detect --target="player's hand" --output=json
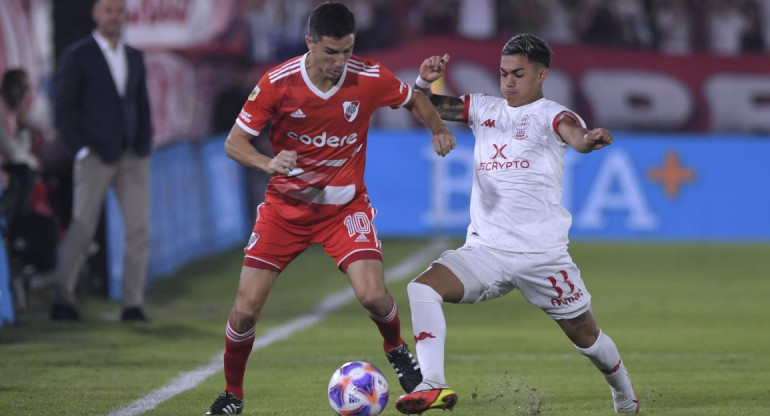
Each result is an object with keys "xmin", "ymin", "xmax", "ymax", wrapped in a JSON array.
[
  {"xmin": 419, "ymin": 54, "xmax": 450, "ymax": 83},
  {"xmin": 266, "ymin": 150, "xmax": 297, "ymax": 175},
  {"xmin": 583, "ymin": 128, "xmax": 613, "ymax": 150},
  {"xmin": 432, "ymin": 126, "xmax": 456, "ymax": 157}
]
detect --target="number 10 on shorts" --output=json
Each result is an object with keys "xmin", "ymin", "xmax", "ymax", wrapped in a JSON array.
[{"xmin": 343, "ymin": 212, "xmax": 372, "ymax": 236}]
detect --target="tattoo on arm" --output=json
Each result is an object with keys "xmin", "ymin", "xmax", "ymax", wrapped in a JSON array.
[{"xmin": 429, "ymin": 94, "xmax": 465, "ymax": 122}]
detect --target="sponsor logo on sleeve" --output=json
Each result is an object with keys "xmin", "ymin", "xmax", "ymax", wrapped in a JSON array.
[
  {"xmin": 239, "ymin": 109, "xmax": 252, "ymax": 122},
  {"xmin": 248, "ymin": 86, "xmax": 260, "ymax": 101},
  {"xmin": 247, "ymin": 232, "xmax": 260, "ymax": 249}
]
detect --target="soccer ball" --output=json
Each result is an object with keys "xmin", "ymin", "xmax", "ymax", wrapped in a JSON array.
[{"xmin": 327, "ymin": 361, "xmax": 389, "ymax": 416}]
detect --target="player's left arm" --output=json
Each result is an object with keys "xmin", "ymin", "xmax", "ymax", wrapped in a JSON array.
[
  {"xmin": 557, "ymin": 116, "xmax": 613, "ymax": 153},
  {"xmin": 405, "ymin": 90, "xmax": 456, "ymax": 157},
  {"xmin": 412, "ymin": 54, "xmax": 466, "ymax": 122}
]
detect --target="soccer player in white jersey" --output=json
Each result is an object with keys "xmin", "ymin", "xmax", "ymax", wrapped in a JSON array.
[
  {"xmin": 395, "ymin": 33, "xmax": 640, "ymax": 414},
  {"xmin": 204, "ymin": 3, "xmax": 455, "ymax": 415}
]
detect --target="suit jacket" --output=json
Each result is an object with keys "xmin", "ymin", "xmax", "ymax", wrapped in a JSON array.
[{"xmin": 54, "ymin": 35, "xmax": 152, "ymax": 164}]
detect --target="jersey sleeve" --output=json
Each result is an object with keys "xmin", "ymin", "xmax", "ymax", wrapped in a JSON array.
[
  {"xmin": 375, "ymin": 64, "xmax": 412, "ymax": 109},
  {"xmin": 236, "ymin": 74, "xmax": 276, "ymax": 136},
  {"xmin": 549, "ymin": 104, "xmax": 587, "ymax": 146},
  {"xmin": 464, "ymin": 93, "xmax": 495, "ymax": 127}
]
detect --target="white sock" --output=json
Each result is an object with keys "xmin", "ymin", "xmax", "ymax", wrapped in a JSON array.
[
  {"xmin": 575, "ymin": 330, "xmax": 634, "ymax": 395},
  {"xmin": 407, "ymin": 281, "xmax": 447, "ymax": 385}
]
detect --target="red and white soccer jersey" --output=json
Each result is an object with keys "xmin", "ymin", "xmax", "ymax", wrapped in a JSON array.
[
  {"xmin": 459, "ymin": 95, "xmax": 586, "ymax": 252},
  {"xmin": 237, "ymin": 53, "xmax": 412, "ymax": 223}
]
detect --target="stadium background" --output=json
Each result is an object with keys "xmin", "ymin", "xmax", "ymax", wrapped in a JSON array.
[
  {"xmin": 0, "ymin": 0, "xmax": 768, "ymax": 331},
  {"xmin": 1, "ymin": 1, "xmax": 769, "ymax": 415}
]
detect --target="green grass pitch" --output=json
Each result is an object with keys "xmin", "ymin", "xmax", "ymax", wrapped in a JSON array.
[{"xmin": 1, "ymin": 239, "xmax": 768, "ymax": 415}]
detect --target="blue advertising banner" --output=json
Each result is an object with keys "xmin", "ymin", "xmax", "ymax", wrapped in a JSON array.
[
  {"xmin": 99, "ymin": 130, "xmax": 768, "ymax": 304},
  {"xmin": 365, "ymin": 130, "xmax": 770, "ymax": 242},
  {"xmin": 201, "ymin": 137, "xmax": 250, "ymax": 252},
  {"xmin": 0, "ymin": 241, "xmax": 13, "ymax": 326}
]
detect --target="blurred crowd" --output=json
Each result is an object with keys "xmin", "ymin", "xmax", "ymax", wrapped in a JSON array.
[{"xmin": 239, "ymin": 0, "xmax": 770, "ymax": 64}]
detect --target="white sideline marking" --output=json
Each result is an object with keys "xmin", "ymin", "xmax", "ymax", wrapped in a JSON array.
[{"xmin": 104, "ymin": 238, "xmax": 449, "ymax": 416}]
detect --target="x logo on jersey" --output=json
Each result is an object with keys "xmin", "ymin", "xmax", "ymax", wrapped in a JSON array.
[{"xmin": 492, "ymin": 144, "xmax": 508, "ymax": 159}]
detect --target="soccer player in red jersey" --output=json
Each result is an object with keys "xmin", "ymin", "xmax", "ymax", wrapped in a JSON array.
[{"xmin": 205, "ymin": 3, "xmax": 455, "ymax": 415}]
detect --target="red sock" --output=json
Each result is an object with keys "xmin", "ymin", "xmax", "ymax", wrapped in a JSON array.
[
  {"xmin": 369, "ymin": 299, "xmax": 404, "ymax": 352},
  {"xmin": 224, "ymin": 322, "xmax": 256, "ymax": 400}
]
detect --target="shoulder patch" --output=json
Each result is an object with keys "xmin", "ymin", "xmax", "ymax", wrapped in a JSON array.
[{"xmin": 248, "ymin": 86, "xmax": 260, "ymax": 101}]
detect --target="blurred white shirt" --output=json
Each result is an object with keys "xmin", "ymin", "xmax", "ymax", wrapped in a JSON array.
[
  {"xmin": 655, "ymin": 0, "xmax": 692, "ymax": 54},
  {"xmin": 458, "ymin": 0, "xmax": 495, "ymax": 39},
  {"xmin": 708, "ymin": 5, "xmax": 746, "ymax": 55},
  {"xmin": 93, "ymin": 30, "xmax": 128, "ymax": 97}
]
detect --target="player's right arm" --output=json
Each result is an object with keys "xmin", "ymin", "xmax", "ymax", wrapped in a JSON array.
[
  {"xmin": 224, "ymin": 124, "xmax": 296, "ymax": 175},
  {"xmin": 227, "ymin": 74, "xmax": 296, "ymax": 175},
  {"xmin": 53, "ymin": 46, "xmax": 85, "ymax": 155},
  {"xmin": 413, "ymin": 54, "xmax": 466, "ymax": 122}
]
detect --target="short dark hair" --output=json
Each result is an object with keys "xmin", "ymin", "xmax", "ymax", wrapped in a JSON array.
[
  {"xmin": 501, "ymin": 33, "xmax": 552, "ymax": 68},
  {"xmin": 307, "ymin": 2, "xmax": 355, "ymax": 42}
]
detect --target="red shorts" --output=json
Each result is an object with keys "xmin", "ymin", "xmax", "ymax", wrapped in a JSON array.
[{"xmin": 243, "ymin": 194, "xmax": 382, "ymax": 272}]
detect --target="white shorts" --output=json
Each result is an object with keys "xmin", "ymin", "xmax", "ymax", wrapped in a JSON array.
[{"xmin": 433, "ymin": 244, "xmax": 591, "ymax": 320}]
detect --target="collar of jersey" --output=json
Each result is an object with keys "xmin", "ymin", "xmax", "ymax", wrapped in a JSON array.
[
  {"xmin": 506, "ymin": 97, "xmax": 546, "ymax": 111},
  {"xmin": 300, "ymin": 52, "xmax": 347, "ymax": 100}
]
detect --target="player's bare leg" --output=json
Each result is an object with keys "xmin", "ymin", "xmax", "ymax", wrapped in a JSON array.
[
  {"xmin": 556, "ymin": 310, "xmax": 640, "ymax": 413},
  {"xmin": 347, "ymin": 259, "xmax": 422, "ymax": 393},
  {"xmin": 396, "ymin": 264, "xmax": 461, "ymax": 414},
  {"xmin": 206, "ymin": 267, "xmax": 278, "ymax": 415},
  {"xmin": 346, "ymin": 259, "xmax": 393, "ymax": 318}
]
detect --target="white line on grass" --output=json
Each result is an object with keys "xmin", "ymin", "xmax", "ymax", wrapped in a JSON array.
[{"xmin": 105, "ymin": 238, "xmax": 449, "ymax": 416}]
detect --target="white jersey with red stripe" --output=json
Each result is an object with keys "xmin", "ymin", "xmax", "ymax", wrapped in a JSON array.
[
  {"xmin": 237, "ymin": 53, "xmax": 412, "ymax": 223},
  {"xmin": 461, "ymin": 94, "xmax": 586, "ymax": 252}
]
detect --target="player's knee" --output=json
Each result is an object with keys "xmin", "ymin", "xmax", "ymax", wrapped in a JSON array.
[
  {"xmin": 231, "ymin": 298, "xmax": 263, "ymax": 326},
  {"xmin": 574, "ymin": 328, "xmax": 600, "ymax": 349},
  {"xmin": 407, "ymin": 281, "xmax": 443, "ymax": 304},
  {"xmin": 228, "ymin": 309, "xmax": 257, "ymax": 332},
  {"xmin": 356, "ymin": 290, "xmax": 389, "ymax": 313},
  {"xmin": 560, "ymin": 311, "xmax": 600, "ymax": 348}
]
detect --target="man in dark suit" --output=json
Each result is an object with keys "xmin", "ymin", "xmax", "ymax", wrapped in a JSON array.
[{"xmin": 51, "ymin": 0, "xmax": 152, "ymax": 322}]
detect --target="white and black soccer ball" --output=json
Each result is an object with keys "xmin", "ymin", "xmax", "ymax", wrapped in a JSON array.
[{"xmin": 328, "ymin": 361, "xmax": 389, "ymax": 416}]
